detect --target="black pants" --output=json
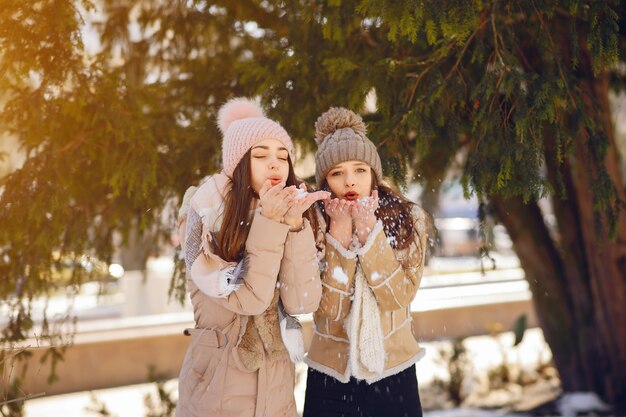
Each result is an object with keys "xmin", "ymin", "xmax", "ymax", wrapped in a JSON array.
[{"xmin": 303, "ymin": 365, "xmax": 423, "ymax": 417}]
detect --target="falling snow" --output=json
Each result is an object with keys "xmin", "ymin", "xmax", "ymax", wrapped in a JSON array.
[
  {"xmin": 358, "ymin": 196, "xmax": 372, "ymax": 204},
  {"xmin": 332, "ymin": 266, "xmax": 349, "ymax": 285}
]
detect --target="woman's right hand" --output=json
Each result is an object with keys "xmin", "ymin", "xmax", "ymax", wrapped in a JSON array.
[
  {"xmin": 259, "ymin": 180, "xmax": 294, "ymax": 222},
  {"xmin": 325, "ymin": 198, "xmax": 353, "ymax": 223},
  {"xmin": 325, "ymin": 198, "xmax": 353, "ymax": 248}
]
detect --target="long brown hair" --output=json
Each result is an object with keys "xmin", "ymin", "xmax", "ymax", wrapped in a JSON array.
[
  {"xmin": 371, "ymin": 175, "xmax": 417, "ymax": 251},
  {"xmin": 216, "ymin": 150, "xmax": 318, "ymax": 262},
  {"xmin": 319, "ymin": 173, "xmax": 420, "ymax": 251}
]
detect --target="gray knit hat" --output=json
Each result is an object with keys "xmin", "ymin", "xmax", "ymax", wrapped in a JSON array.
[{"xmin": 314, "ymin": 107, "xmax": 382, "ymax": 187}]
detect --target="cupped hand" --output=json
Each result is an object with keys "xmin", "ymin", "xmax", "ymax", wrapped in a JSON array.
[
  {"xmin": 324, "ymin": 197, "xmax": 354, "ymax": 248},
  {"xmin": 259, "ymin": 180, "xmax": 294, "ymax": 222},
  {"xmin": 353, "ymin": 190, "xmax": 379, "ymax": 244},
  {"xmin": 351, "ymin": 190, "xmax": 379, "ymax": 224},
  {"xmin": 283, "ymin": 183, "xmax": 331, "ymax": 229},
  {"xmin": 325, "ymin": 197, "xmax": 354, "ymax": 224}
]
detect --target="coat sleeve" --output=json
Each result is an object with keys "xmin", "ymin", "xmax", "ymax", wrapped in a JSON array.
[
  {"xmin": 315, "ymin": 233, "xmax": 358, "ymax": 321},
  {"xmin": 278, "ymin": 219, "xmax": 323, "ymax": 314},
  {"xmin": 356, "ymin": 207, "xmax": 428, "ymax": 312},
  {"xmin": 177, "ymin": 185, "xmax": 198, "ymax": 252},
  {"xmin": 186, "ymin": 208, "xmax": 291, "ymax": 316}
]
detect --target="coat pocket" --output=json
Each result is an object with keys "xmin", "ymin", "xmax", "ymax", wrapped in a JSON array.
[{"xmin": 185, "ymin": 327, "xmax": 228, "ymax": 382}]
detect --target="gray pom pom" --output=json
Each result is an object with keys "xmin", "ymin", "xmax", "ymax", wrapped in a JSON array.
[{"xmin": 314, "ymin": 107, "xmax": 367, "ymax": 145}]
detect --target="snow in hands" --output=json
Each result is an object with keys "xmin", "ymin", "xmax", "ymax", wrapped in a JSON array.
[{"xmin": 294, "ymin": 188, "xmax": 309, "ymax": 200}]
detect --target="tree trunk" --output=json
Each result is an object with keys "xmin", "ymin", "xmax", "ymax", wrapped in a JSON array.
[
  {"xmin": 490, "ymin": 197, "xmax": 578, "ymax": 381},
  {"xmin": 491, "ymin": 72, "xmax": 626, "ymax": 413},
  {"xmin": 564, "ymin": 28, "xmax": 626, "ymax": 406},
  {"xmin": 117, "ymin": 223, "xmax": 155, "ymax": 272}
]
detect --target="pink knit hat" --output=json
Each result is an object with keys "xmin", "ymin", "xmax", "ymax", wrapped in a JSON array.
[{"xmin": 217, "ymin": 98, "xmax": 295, "ymax": 177}]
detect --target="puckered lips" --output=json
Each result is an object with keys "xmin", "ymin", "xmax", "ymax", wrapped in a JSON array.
[
  {"xmin": 344, "ymin": 191, "xmax": 359, "ymax": 201},
  {"xmin": 268, "ymin": 175, "xmax": 283, "ymax": 186}
]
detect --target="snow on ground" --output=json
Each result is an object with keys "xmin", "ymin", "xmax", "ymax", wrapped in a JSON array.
[
  {"xmin": 556, "ymin": 392, "xmax": 611, "ymax": 417},
  {"xmin": 424, "ymin": 391, "xmax": 614, "ymax": 417},
  {"xmin": 23, "ymin": 328, "xmax": 618, "ymax": 417},
  {"xmin": 425, "ymin": 409, "xmax": 528, "ymax": 417},
  {"xmin": 23, "ymin": 328, "xmax": 548, "ymax": 417}
]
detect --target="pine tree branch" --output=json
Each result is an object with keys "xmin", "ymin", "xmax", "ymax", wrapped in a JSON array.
[
  {"xmin": 0, "ymin": 392, "xmax": 46, "ymax": 406},
  {"xmin": 513, "ymin": 44, "xmax": 535, "ymax": 73},
  {"xmin": 359, "ymin": 27, "xmax": 379, "ymax": 48},
  {"xmin": 503, "ymin": 100, "xmax": 517, "ymax": 128},
  {"xmin": 405, "ymin": 62, "xmax": 437, "ymax": 108},
  {"xmin": 444, "ymin": 18, "xmax": 489, "ymax": 83},
  {"xmin": 530, "ymin": 0, "xmax": 577, "ymax": 107},
  {"xmin": 54, "ymin": 129, "xmax": 91, "ymax": 155},
  {"xmin": 219, "ymin": 1, "xmax": 288, "ymax": 38},
  {"xmin": 491, "ymin": 3, "xmax": 508, "ymax": 71},
  {"xmin": 488, "ymin": 71, "xmax": 505, "ymax": 113}
]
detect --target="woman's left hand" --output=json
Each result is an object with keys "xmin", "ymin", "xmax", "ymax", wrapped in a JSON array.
[
  {"xmin": 352, "ymin": 190, "xmax": 379, "ymax": 244},
  {"xmin": 283, "ymin": 183, "xmax": 330, "ymax": 230}
]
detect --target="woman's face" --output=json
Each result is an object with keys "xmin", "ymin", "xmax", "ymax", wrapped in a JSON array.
[
  {"xmin": 249, "ymin": 138, "xmax": 290, "ymax": 193},
  {"xmin": 325, "ymin": 160, "xmax": 373, "ymax": 201}
]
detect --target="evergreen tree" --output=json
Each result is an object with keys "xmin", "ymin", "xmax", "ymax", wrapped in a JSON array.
[{"xmin": 1, "ymin": 0, "xmax": 625, "ymax": 410}]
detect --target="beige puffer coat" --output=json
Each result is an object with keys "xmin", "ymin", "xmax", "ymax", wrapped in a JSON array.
[
  {"xmin": 176, "ymin": 173, "xmax": 322, "ymax": 417},
  {"xmin": 305, "ymin": 205, "xmax": 428, "ymax": 384}
]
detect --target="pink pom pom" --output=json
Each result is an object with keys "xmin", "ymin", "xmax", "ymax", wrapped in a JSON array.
[{"xmin": 217, "ymin": 98, "xmax": 265, "ymax": 133}]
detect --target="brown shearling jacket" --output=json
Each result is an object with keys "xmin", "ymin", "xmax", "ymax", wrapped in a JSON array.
[{"xmin": 305, "ymin": 205, "xmax": 428, "ymax": 384}]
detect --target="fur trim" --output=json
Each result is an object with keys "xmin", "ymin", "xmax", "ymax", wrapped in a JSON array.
[
  {"xmin": 314, "ymin": 107, "xmax": 367, "ymax": 145},
  {"xmin": 217, "ymin": 98, "xmax": 264, "ymax": 134},
  {"xmin": 313, "ymin": 328, "xmax": 349, "ymax": 343},
  {"xmin": 363, "ymin": 349, "xmax": 426, "ymax": 384},
  {"xmin": 335, "ymin": 295, "xmax": 344, "ymax": 322},
  {"xmin": 326, "ymin": 232, "xmax": 357, "ymax": 259},
  {"xmin": 193, "ymin": 268, "xmax": 234, "ymax": 298},
  {"xmin": 384, "ymin": 316, "xmax": 412, "ymax": 340},
  {"xmin": 369, "ymin": 265, "xmax": 402, "ymax": 290},
  {"xmin": 254, "ymin": 290, "xmax": 284, "ymax": 363},
  {"xmin": 304, "ymin": 356, "xmax": 351, "ymax": 383},
  {"xmin": 321, "ymin": 281, "xmax": 352, "ymax": 296},
  {"xmin": 305, "ymin": 349, "xmax": 426, "ymax": 385},
  {"xmin": 353, "ymin": 220, "xmax": 384, "ymax": 256},
  {"xmin": 237, "ymin": 316, "xmax": 264, "ymax": 371},
  {"xmin": 348, "ymin": 236, "xmax": 363, "ymax": 252},
  {"xmin": 235, "ymin": 289, "xmax": 286, "ymax": 371},
  {"xmin": 191, "ymin": 252, "xmax": 247, "ymax": 298}
]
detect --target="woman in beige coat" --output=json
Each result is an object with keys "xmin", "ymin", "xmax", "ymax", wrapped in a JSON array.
[
  {"xmin": 304, "ymin": 108, "xmax": 430, "ymax": 417},
  {"xmin": 176, "ymin": 98, "xmax": 328, "ymax": 417}
]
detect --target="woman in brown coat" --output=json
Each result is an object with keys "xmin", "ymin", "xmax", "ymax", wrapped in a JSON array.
[
  {"xmin": 176, "ymin": 98, "xmax": 328, "ymax": 417},
  {"xmin": 304, "ymin": 108, "xmax": 431, "ymax": 417}
]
